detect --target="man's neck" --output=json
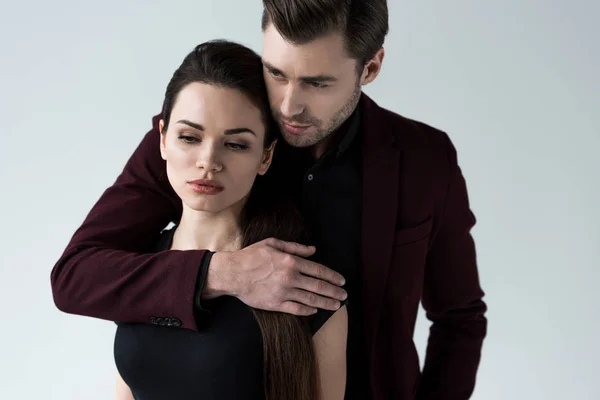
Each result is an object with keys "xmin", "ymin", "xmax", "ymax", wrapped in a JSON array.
[
  {"xmin": 310, "ymin": 105, "xmax": 360, "ymax": 160},
  {"xmin": 171, "ymin": 203, "xmax": 244, "ymax": 252}
]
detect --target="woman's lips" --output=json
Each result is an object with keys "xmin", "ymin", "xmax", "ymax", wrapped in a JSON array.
[{"xmin": 187, "ymin": 179, "xmax": 224, "ymax": 195}]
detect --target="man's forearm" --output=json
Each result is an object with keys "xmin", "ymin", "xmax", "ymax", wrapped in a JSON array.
[
  {"xmin": 416, "ymin": 301, "xmax": 487, "ymax": 400},
  {"xmin": 52, "ymin": 246, "xmax": 207, "ymax": 330}
]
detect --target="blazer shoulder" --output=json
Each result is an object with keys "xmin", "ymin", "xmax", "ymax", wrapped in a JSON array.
[
  {"xmin": 376, "ymin": 106, "xmax": 457, "ymax": 169},
  {"xmin": 388, "ymin": 109, "xmax": 451, "ymax": 147}
]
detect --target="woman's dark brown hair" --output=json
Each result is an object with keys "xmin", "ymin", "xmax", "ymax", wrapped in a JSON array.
[{"xmin": 161, "ymin": 40, "xmax": 319, "ymax": 400}]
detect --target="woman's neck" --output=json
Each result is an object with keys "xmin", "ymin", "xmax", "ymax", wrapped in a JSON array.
[{"xmin": 171, "ymin": 204, "xmax": 243, "ymax": 252}]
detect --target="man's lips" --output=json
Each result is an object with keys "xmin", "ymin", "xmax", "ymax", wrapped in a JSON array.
[{"xmin": 282, "ymin": 122, "xmax": 311, "ymax": 135}]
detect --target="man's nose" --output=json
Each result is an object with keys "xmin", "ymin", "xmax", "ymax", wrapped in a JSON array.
[{"xmin": 280, "ymin": 85, "xmax": 304, "ymax": 118}]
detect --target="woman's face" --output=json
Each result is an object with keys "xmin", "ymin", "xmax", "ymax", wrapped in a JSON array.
[{"xmin": 160, "ymin": 82, "xmax": 275, "ymax": 215}]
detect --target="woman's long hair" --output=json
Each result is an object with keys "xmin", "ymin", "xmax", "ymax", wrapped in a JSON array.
[{"xmin": 161, "ymin": 40, "xmax": 319, "ymax": 400}]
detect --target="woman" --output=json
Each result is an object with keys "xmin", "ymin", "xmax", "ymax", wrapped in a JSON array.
[{"xmin": 113, "ymin": 40, "xmax": 348, "ymax": 400}]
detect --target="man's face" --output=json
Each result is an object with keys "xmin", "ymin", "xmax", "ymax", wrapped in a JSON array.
[{"xmin": 262, "ymin": 24, "xmax": 362, "ymax": 151}]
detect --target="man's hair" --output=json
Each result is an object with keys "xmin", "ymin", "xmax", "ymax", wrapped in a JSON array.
[{"xmin": 261, "ymin": 0, "xmax": 389, "ymax": 67}]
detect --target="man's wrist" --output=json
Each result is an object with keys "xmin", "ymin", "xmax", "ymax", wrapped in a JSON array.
[{"xmin": 203, "ymin": 251, "xmax": 234, "ymax": 299}]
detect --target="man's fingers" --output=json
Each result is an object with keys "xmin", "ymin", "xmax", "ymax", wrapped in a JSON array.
[
  {"xmin": 265, "ymin": 238, "xmax": 316, "ymax": 258},
  {"xmin": 288, "ymin": 289, "xmax": 342, "ymax": 311},
  {"xmin": 295, "ymin": 275, "xmax": 348, "ymax": 301},
  {"xmin": 279, "ymin": 301, "xmax": 317, "ymax": 316},
  {"xmin": 297, "ymin": 258, "xmax": 346, "ymax": 286},
  {"xmin": 262, "ymin": 238, "xmax": 345, "ymax": 286}
]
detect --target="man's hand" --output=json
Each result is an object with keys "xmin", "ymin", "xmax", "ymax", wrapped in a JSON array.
[{"xmin": 205, "ymin": 238, "xmax": 347, "ymax": 316}]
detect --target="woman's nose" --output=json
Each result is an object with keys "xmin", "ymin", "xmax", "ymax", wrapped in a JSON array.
[{"xmin": 195, "ymin": 144, "xmax": 223, "ymax": 172}]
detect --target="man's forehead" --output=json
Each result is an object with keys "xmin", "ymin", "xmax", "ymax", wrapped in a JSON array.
[{"xmin": 262, "ymin": 25, "xmax": 355, "ymax": 77}]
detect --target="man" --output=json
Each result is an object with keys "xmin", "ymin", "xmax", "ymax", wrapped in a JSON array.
[{"xmin": 51, "ymin": 1, "xmax": 487, "ymax": 399}]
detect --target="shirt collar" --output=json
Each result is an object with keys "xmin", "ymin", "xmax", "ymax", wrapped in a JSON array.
[{"xmin": 334, "ymin": 104, "xmax": 361, "ymax": 158}]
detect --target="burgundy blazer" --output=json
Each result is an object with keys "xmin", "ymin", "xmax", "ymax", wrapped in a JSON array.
[{"xmin": 51, "ymin": 94, "xmax": 487, "ymax": 400}]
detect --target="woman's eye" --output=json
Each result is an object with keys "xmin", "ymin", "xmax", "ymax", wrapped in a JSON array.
[
  {"xmin": 226, "ymin": 143, "xmax": 249, "ymax": 151},
  {"xmin": 178, "ymin": 135, "xmax": 199, "ymax": 144}
]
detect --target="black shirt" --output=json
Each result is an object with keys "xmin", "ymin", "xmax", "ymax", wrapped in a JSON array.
[
  {"xmin": 273, "ymin": 106, "xmax": 368, "ymax": 399},
  {"xmin": 114, "ymin": 227, "xmax": 341, "ymax": 400},
  {"xmin": 296, "ymin": 107, "xmax": 369, "ymax": 400}
]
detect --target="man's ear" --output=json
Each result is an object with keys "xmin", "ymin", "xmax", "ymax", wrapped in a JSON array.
[{"xmin": 360, "ymin": 47, "xmax": 385, "ymax": 86}]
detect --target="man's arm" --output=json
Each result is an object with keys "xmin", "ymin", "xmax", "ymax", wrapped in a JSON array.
[
  {"xmin": 417, "ymin": 135, "xmax": 488, "ymax": 400},
  {"xmin": 51, "ymin": 113, "xmax": 347, "ymax": 330}
]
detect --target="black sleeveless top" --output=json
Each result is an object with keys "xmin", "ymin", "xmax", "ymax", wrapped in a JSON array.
[{"xmin": 114, "ymin": 227, "xmax": 340, "ymax": 400}]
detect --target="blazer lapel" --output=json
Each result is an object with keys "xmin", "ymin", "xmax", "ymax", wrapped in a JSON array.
[{"xmin": 360, "ymin": 94, "xmax": 402, "ymax": 351}]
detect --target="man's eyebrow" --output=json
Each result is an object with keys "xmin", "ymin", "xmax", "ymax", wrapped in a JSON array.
[
  {"xmin": 262, "ymin": 60, "xmax": 338, "ymax": 83},
  {"xmin": 262, "ymin": 60, "xmax": 281, "ymax": 72},
  {"xmin": 176, "ymin": 120, "xmax": 255, "ymax": 136},
  {"xmin": 300, "ymin": 74, "xmax": 338, "ymax": 83}
]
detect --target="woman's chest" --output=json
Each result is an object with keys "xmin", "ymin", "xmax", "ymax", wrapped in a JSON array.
[{"xmin": 114, "ymin": 296, "xmax": 264, "ymax": 399}]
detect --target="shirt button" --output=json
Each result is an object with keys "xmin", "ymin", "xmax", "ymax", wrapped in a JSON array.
[{"xmin": 307, "ymin": 174, "xmax": 314, "ymax": 181}]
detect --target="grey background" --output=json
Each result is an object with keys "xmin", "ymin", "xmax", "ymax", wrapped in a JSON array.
[{"xmin": 0, "ymin": 1, "xmax": 598, "ymax": 399}]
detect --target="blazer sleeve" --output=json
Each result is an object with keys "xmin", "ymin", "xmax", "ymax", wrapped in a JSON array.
[
  {"xmin": 417, "ymin": 134, "xmax": 488, "ymax": 400},
  {"xmin": 50, "ymin": 113, "xmax": 209, "ymax": 331}
]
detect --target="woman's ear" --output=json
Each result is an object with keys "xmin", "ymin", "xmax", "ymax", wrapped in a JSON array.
[
  {"xmin": 159, "ymin": 120, "xmax": 167, "ymax": 161},
  {"xmin": 258, "ymin": 140, "xmax": 277, "ymax": 175}
]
